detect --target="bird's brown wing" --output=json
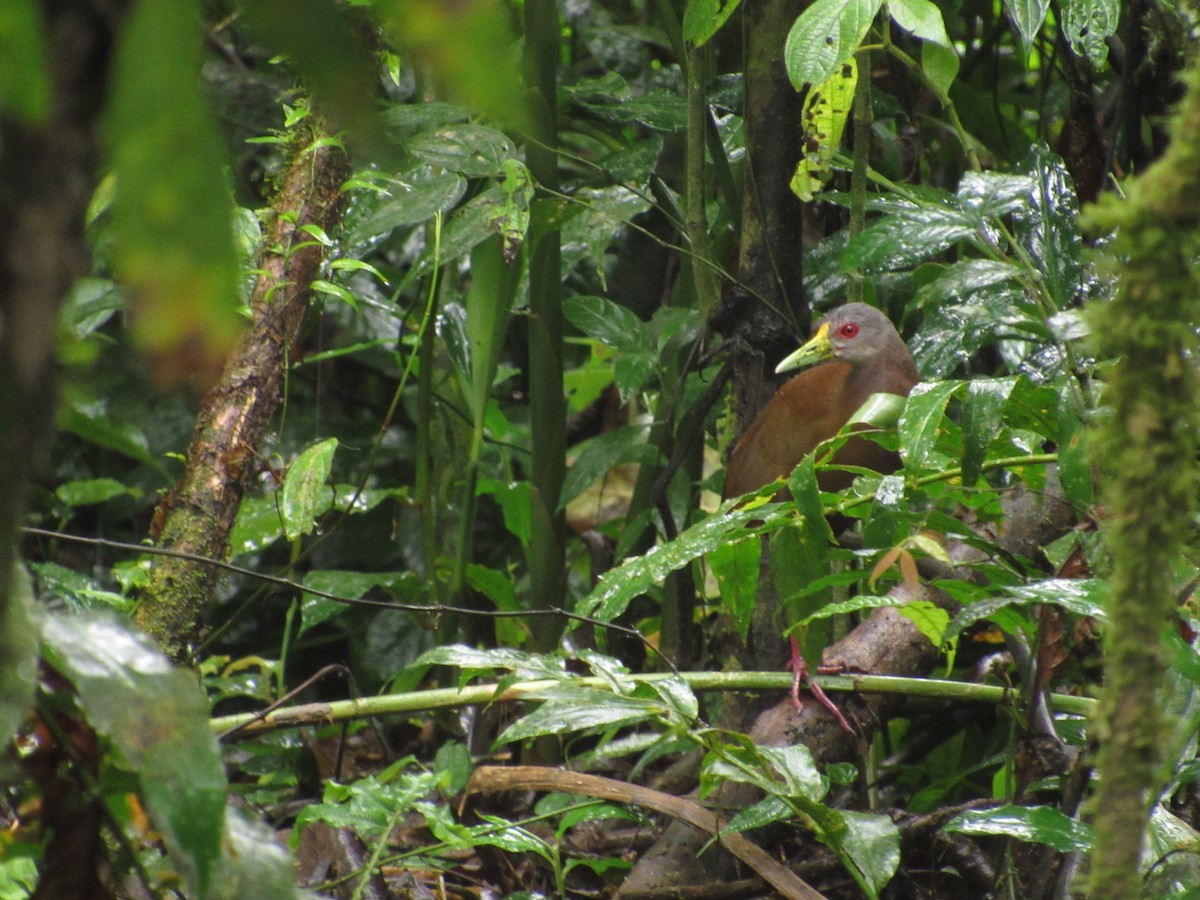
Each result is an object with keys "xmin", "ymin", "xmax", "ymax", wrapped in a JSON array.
[{"xmin": 723, "ymin": 361, "xmax": 857, "ymax": 499}]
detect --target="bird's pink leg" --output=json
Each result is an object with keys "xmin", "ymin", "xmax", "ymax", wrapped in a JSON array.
[{"xmin": 788, "ymin": 636, "xmax": 854, "ymax": 733}]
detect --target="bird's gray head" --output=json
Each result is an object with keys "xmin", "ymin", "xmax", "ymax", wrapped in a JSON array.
[{"xmin": 775, "ymin": 303, "xmax": 907, "ymax": 373}]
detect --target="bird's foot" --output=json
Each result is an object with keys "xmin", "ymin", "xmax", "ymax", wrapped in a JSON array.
[{"xmin": 788, "ymin": 637, "xmax": 854, "ymax": 734}]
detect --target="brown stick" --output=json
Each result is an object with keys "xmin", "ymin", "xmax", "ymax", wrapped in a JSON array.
[
  {"xmin": 466, "ymin": 765, "xmax": 827, "ymax": 900},
  {"xmin": 134, "ymin": 129, "xmax": 349, "ymax": 661}
]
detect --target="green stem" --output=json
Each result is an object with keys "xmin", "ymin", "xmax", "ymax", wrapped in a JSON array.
[
  {"xmin": 212, "ymin": 671, "xmax": 1096, "ymax": 737},
  {"xmin": 524, "ymin": 0, "xmax": 566, "ymax": 652}
]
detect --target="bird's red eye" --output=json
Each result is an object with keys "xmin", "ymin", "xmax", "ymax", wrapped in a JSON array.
[{"xmin": 839, "ymin": 322, "xmax": 860, "ymax": 338}]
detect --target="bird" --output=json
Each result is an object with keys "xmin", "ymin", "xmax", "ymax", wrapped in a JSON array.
[
  {"xmin": 723, "ymin": 303, "xmax": 919, "ymax": 728},
  {"xmin": 724, "ymin": 303, "xmax": 919, "ymax": 501}
]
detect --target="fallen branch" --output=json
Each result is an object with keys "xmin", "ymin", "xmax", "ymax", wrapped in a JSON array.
[{"xmin": 466, "ymin": 765, "xmax": 827, "ymax": 900}]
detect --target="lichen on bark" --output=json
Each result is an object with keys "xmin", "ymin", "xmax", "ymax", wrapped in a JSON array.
[{"xmin": 1086, "ymin": 58, "xmax": 1200, "ymax": 898}]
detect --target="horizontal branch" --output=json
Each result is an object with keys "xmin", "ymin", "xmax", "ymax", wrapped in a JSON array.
[{"xmin": 211, "ymin": 670, "xmax": 1096, "ymax": 738}]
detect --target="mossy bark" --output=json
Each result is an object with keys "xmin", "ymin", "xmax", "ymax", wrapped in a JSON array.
[
  {"xmin": 1087, "ymin": 59, "xmax": 1200, "ymax": 898},
  {"xmin": 134, "ymin": 129, "xmax": 348, "ymax": 662}
]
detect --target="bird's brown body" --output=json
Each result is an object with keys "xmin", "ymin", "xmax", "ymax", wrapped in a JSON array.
[{"xmin": 724, "ymin": 304, "xmax": 918, "ymax": 500}]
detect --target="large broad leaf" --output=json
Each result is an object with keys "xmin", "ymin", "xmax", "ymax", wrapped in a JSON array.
[
  {"xmin": 899, "ymin": 381, "xmax": 962, "ymax": 473},
  {"xmin": 299, "ymin": 570, "xmax": 419, "ymax": 635},
  {"xmin": 496, "ymin": 690, "xmax": 664, "ymax": 745},
  {"xmin": 961, "ymin": 377, "xmax": 1017, "ymax": 483},
  {"xmin": 784, "ymin": 0, "xmax": 883, "ymax": 88},
  {"xmin": 346, "ymin": 173, "xmax": 467, "ymax": 245},
  {"xmin": 840, "ymin": 811, "xmax": 902, "ymax": 897},
  {"xmin": 108, "ymin": 0, "xmax": 242, "ymax": 379},
  {"xmin": 463, "ymin": 237, "xmax": 520, "ymax": 427},
  {"xmin": 563, "ymin": 295, "xmax": 653, "ymax": 356},
  {"xmin": 682, "ymin": 0, "xmax": 745, "ymax": 46},
  {"xmin": 791, "ymin": 59, "xmax": 858, "ymax": 202},
  {"xmin": 1015, "ymin": 147, "xmax": 1083, "ymax": 312},
  {"xmin": 280, "ymin": 438, "xmax": 338, "ymax": 541},
  {"xmin": 0, "ymin": 0, "xmax": 49, "ymax": 123},
  {"xmin": 1060, "ymin": 0, "xmax": 1118, "ymax": 67},
  {"xmin": 887, "ymin": 0, "xmax": 958, "ymax": 96},
  {"xmin": 211, "ymin": 808, "xmax": 301, "ymax": 898},
  {"xmin": 577, "ymin": 498, "xmax": 796, "ymax": 623},
  {"xmin": 40, "ymin": 613, "xmax": 227, "ymax": 896},
  {"xmin": 841, "ymin": 204, "xmax": 975, "ymax": 273},
  {"xmin": 945, "ymin": 804, "xmax": 1093, "ymax": 852},
  {"xmin": 559, "ymin": 424, "xmax": 660, "ymax": 510},
  {"xmin": 944, "ymin": 578, "xmax": 1109, "ymax": 642},
  {"xmin": 1004, "ymin": 0, "xmax": 1051, "ymax": 60},
  {"xmin": 708, "ymin": 537, "xmax": 761, "ymax": 640}
]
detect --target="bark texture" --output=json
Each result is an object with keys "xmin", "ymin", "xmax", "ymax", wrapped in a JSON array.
[
  {"xmin": 1086, "ymin": 57, "xmax": 1200, "ymax": 898},
  {"xmin": 135, "ymin": 131, "xmax": 349, "ymax": 661}
]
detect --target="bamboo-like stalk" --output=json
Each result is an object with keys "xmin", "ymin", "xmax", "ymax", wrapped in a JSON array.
[{"xmin": 523, "ymin": 0, "xmax": 566, "ymax": 652}]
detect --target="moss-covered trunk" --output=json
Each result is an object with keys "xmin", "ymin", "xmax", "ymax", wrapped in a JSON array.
[
  {"xmin": 135, "ymin": 129, "xmax": 348, "ymax": 661},
  {"xmin": 1087, "ymin": 59, "xmax": 1200, "ymax": 897}
]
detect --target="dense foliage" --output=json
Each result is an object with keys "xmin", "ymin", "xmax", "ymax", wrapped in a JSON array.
[{"xmin": 2, "ymin": 0, "xmax": 1199, "ymax": 897}]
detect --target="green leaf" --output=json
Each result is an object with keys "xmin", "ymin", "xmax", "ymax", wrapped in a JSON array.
[
  {"xmin": 1004, "ymin": 0, "xmax": 1051, "ymax": 59},
  {"xmin": 945, "ymin": 578, "xmax": 1109, "ymax": 641},
  {"xmin": 961, "ymin": 377, "xmax": 1017, "ymax": 483},
  {"xmin": 575, "ymin": 87, "xmax": 689, "ymax": 132},
  {"xmin": 347, "ymin": 173, "xmax": 467, "ymax": 244},
  {"xmin": 682, "ymin": 0, "xmax": 745, "ymax": 46},
  {"xmin": 563, "ymin": 295, "xmax": 653, "ymax": 355},
  {"xmin": 945, "ymin": 804, "xmax": 1093, "ymax": 852},
  {"xmin": 920, "ymin": 40, "xmax": 960, "ymax": 98},
  {"xmin": 299, "ymin": 570, "xmax": 417, "ymax": 635},
  {"xmin": 59, "ymin": 400, "xmax": 165, "ymax": 474},
  {"xmin": 1060, "ymin": 0, "xmax": 1118, "ymax": 67},
  {"xmin": 55, "ymin": 477, "xmax": 141, "ymax": 508},
  {"xmin": 840, "ymin": 811, "xmax": 901, "ymax": 897},
  {"xmin": 211, "ymin": 807, "xmax": 300, "ymax": 898},
  {"xmin": 1057, "ymin": 417, "xmax": 1094, "ymax": 508},
  {"xmin": 723, "ymin": 796, "xmax": 792, "ymax": 835},
  {"xmin": 759, "ymin": 744, "xmax": 828, "ymax": 800},
  {"xmin": 280, "ymin": 438, "xmax": 338, "ymax": 541},
  {"xmin": 577, "ymin": 499, "xmax": 796, "ymax": 623},
  {"xmin": 473, "ymin": 816, "xmax": 554, "ymax": 859},
  {"xmin": 0, "ymin": 0, "xmax": 49, "ymax": 123},
  {"xmin": 896, "ymin": 601, "xmax": 950, "ymax": 648},
  {"xmin": 407, "ymin": 123, "xmax": 517, "ymax": 178},
  {"xmin": 887, "ymin": 0, "xmax": 958, "ymax": 95},
  {"xmin": 841, "ymin": 205, "xmax": 975, "ymax": 273},
  {"xmin": 496, "ymin": 692, "xmax": 660, "ymax": 745},
  {"xmin": 59, "ymin": 278, "xmax": 125, "ymax": 342},
  {"xmin": 899, "ymin": 381, "xmax": 962, "ymax": 473},
  {"xmin": 463, "ymin": 238, "xmax": 519, "ymax": 427},
  {"xmin": 560, "ymin": 425, "xmax": 659, "ymax": 509},
  {"xmin": 41, "ymin": 613, "xmax": 226, "ymax": 895},
  {"xmin": 783, "ymin": 0, "xmax": 883, "ymax": 88},
  {"xmin": 708, "ymin": 537, "xmax": 761, "ymax": 640},
  {"xmin": 108, "ymin": 0, "xmax": 242, "ymax": 377},
  {"xmin": 414, "ymin": 644, "xmax": 569, "ymax": 681},
  {"xmin": 478, "ymin": 479, "xmax": 533, "ymax": 546},
  {"xmin": 465, "ymin": 563, "xmax": 518, "ymax": 613},
  {"xmin": 1015, "ymin": 147, "xmax": 1083, "ymax": 312}
]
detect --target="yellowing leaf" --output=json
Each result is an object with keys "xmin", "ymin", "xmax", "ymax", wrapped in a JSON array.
[{"xmin": 790, "ymin": 58, "xmax": 858, "ymax": 202}]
